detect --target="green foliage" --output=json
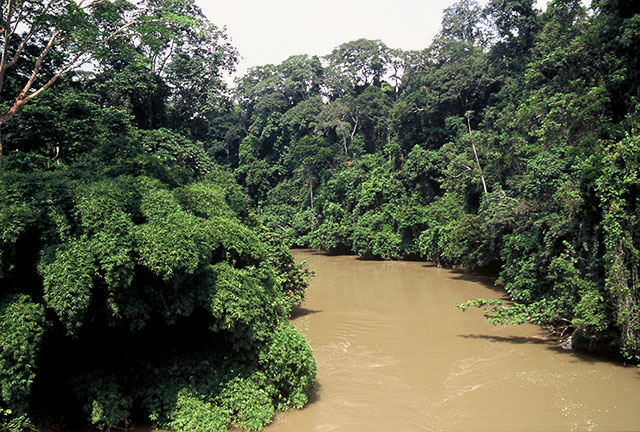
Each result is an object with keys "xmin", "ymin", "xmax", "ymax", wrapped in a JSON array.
[
  {"xmin": 220, "ymin": 376, "xmax": 275, "ymax": 431},
  {"xmin": 441, "ymin": 0, "xmax": 489, "ymax": 46},
  {"xmin": 39, "ymin": 238, "xmax": 95, "ymax": 335},
  {"xmin": 324, "ymin": 39, "xmax": 391, "ymax": 97},
  {"xmin": 0, "ymin": 151, "xmax": 315, "ymax": 430},
  {"xmin": 352, "ymin": 210, "xmax": 403, "ymax": 260},
  {"xmin": 0, "ymin": 295, "xmax": 46, "ymax": 432},
  {"xmin": 0, "ymin": 13, "xmax": 316, "ymax": 426},
  {"xmin": 140, "ymin": 129, "xmax": 217, "ymax": 180},
  {"xmin": 450, "ymin": 189, "xmax": 519, "ymax": 269},
  {"xmin": 209, "ymin": 261, "xmax": 283, "ymax": 342},
  {"xmin": 310, "ymin": 202, "xmax": 353, "ymax": 253},
  {"xmin": 596, "ymin": 135, "xmax": 640, "ymax": 360},
  {"xmin": 135, "ymin": 188, "xmax": 208, "ymax": 280},
  {"xmin": 259, "ymin": 323, "xmax": 317, "ymax": 410},
  {"xmin": 256, "ymin": 227, "xmax": 314, "ymax": 308},
  {"xmin": 3, "ymin": 0, "xmax": 640, "ymax": 429},
  {"xmin": 73, "ymin": 373, "xmax": 132, "ymax": 430},
  {"xmin": 136, "ymin": 330, "xmax": 315, "ymax": 432},
  {"xmin": 168, "ymin": 390, "xmax": 231, "ymax": 432},
  {"xmin": 457, "ymin": 298, "xmax": 562, "ymax": 327},
  {"xmin": 418, "ymin": 193, "xmax": 464, "ymax": 265},
  {"xmin": 226, "ymin": 0, "xmax": 640, "ymax": 363}
]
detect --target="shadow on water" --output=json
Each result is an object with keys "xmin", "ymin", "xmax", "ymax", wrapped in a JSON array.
[
  {"xmin": 291, "ymin": 247, "xmax": 333, "ymax": 257},
  {"xmin": 421, "ymin": 262, "xmax": 505, "ymax": 295},
  {"xmin": 291, "ymin": 247, "xmax": 353, "ymax": 258},
  {"xmin": 459, "ymin": 333, "xmax": 640, "ymax": 370},
  {"xmin": 450, "ymin": 269, "xmax": 502, "ymax": 292},
  {"xmin": 290, "ymin": 306, "xmax": 322, "ymax": 319},
  {"xmin": 459, "ymin": 333, "xmax": 552, "ymax": 345},
  {"xmin": 559, "ymin": 347, "xmax": 640, "ymax": 370},
  {"xmin": 304, "ymin": 381, "xmax": 322, "ymax": 406}
]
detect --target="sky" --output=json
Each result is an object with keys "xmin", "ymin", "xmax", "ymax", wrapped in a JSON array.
[{"xmin": 195, "ymin": 0, "xmax": 549, "ymax": 80}]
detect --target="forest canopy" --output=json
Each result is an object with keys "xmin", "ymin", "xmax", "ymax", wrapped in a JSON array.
[
  {"xmin": 0, "ymin": 1, "xmax": 314, "ymax": 431},
  {"xmin": 227, "ymin": 0, "xmax": 640, "ymax": 362},
  {"xmin": 1, "ymin": 0, "xmax": 639, "ymax": 430}
]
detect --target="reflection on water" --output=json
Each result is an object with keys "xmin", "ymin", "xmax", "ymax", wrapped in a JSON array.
[{"xmin": 266, "ymin": 249, "xmax": 640, "ymax": 432}]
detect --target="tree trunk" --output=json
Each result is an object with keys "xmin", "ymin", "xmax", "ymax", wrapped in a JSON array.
[
  {"xmin": 466, "ymin": 112, "xmax": 488, "ymax": 194},
  {"xmin": 146, "ymin": 95, "xmax": 154, "ymax": 129},
  {"xmin": 309, "ymin": 179, "xmax": 314, "ymax": 210},
  {"xmin": 350, "ymin": 115, "xmax": 358, "ymax": 149}
]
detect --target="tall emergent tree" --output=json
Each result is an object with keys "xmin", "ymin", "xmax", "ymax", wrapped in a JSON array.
[
  {"xmin": 1, "ymin": 1, "xmax": 133, "ymax": 135},
  {"xmin": 0, "ymin": 0, "xmax": 237, "ymax": 153}
]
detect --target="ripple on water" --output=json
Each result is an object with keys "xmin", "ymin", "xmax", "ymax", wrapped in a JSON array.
[{"xmin": 266, "ymin": 250, "xmax": 640, "ymax": 432}]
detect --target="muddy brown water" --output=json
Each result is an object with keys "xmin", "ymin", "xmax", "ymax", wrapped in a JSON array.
[
  {"xmin": 263, "ymin": 249, "xmax": 640, "ymax": 432},
  {"xmin": 135, "ymin": 249, "xmax": 639, "ymax": 432}
]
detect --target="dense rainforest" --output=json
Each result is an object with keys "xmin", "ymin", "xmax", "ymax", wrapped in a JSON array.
[
  {"xmin": 227, "ymin": 0, "xmax": 640, "ymax": 363},
  {"xmin": 0, "ymin": 1, "xmax": 315, "ymax": 431},
  {"xmin": 0, "ymin": 0, "xmax": 639, "ymax": 431}
]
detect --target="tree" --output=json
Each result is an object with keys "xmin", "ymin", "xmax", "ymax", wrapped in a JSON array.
[
  {"xmin": 465, "ymin": 111, "xmax": 487, "ymax": 194},
  {"xmin": 315, "ymin": 99, "xmax": 352, "ymax": 155},
  {"xmin": 596, "ymin": 135, "xmax": 640, "ymax": 361},
  {"xmin": 324, "ymin": 39, "xmax": 390, "ymax": 98},
  {"xmin": 277, "ymin": 54, "xmax": 324, "ymax": 105},
  {"xmin": 0, "ymin": 1, "xmax": 137, "ymax": 139},
  {"xmin": 484, "ymin": 0, "xmax": 539, "ymax": 71},
  {"xmin": 234, "ymin": 55, "xmax": 323, "ymax": 131},
  {"xmin": 0, "ymin": 0, "xmax": 236, "ymax": 154},
  {"xmin": 0, "ymin": 84, "xmax": 317, "ymax": 431},
  {"xmin": 351, "ymin": 84, "xmax": 394, "ymax": 154},
  {"xmin": 386, "ymin": 48, "xmax": 406, "ymax": 98},
  {"xmin": 292, "ymin": 136, "xmax": 339, "ymax": 209},
  {"xmin": 161, "ymin": 16, "xmax": 237, "ymax": 136},
  {"xmin": 441, "ymin": 0, "xmax": 490, "ymax": 47}
]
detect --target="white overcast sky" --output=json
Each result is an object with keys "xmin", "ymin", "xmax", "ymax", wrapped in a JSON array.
[{"xmin": 195, "ymin": 0, "xmax": 550, "ymax": 80}]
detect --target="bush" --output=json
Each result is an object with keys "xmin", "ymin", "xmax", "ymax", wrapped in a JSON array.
[
  {"xmin": 259, "ymin": 323, "xmax": 317, "ymax": 410},
  {"xmin": 0, "ymin": 295, "xmax": 46, "ymax": 432}
]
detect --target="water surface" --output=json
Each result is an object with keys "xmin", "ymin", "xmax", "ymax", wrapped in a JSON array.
[{"xmin": 266, "ymin": 249, "xmax": 640, "ymax": 432}]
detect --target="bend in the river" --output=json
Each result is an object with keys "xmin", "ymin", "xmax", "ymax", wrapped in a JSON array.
[{"xmin": 266, "ymin": 249, "xmax": 640, "ymax": 432}]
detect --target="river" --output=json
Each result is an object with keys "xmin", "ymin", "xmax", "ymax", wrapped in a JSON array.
[{"xmin": 264, "ymin": 249, "xmax": 640, "ymax": 432}]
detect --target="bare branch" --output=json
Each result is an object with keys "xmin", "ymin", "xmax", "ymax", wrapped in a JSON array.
[
  {"xmin": 0, "ymin": 4, "xmax": 15, "ymax": 79},
  {"xmin": 0, "ymin": 0, "xmax": 53, "ymax": 97},
  {"xmin": 0, "ymin": 27, "xmax": 62, "ymax": 124},
  {"xmin": 18, "ymin": 28, "xmax": 62, "ymax": 97},
  {"xmin": 0, "ymin": 1, "xmax": 170, "ymax": 128},
  {"xmin": 156, "ymin": 38, "xmax": 176, "ymax": 74},
  {"xmin": 453, "ymin": 164, "xmax": 473, "ymax": 178},
  {"xmin": 78, "ymin": 0, "xmax": 110, "ymax": 9},
  {"xmin": 5, "ymin": 24, "xmax": 40, "ymax": 69},
  {"xmin": 23, "ymin": 50, "xmax": 87, "ymax": 103},
  {"xmin": 24, "ymin": 18, "xmax": 142, "ymax": 103}
]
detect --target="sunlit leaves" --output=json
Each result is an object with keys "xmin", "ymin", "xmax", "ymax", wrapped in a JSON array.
[{"xmin": 40, "ymin": 238, "xmax": 95, "ymax": 335}]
